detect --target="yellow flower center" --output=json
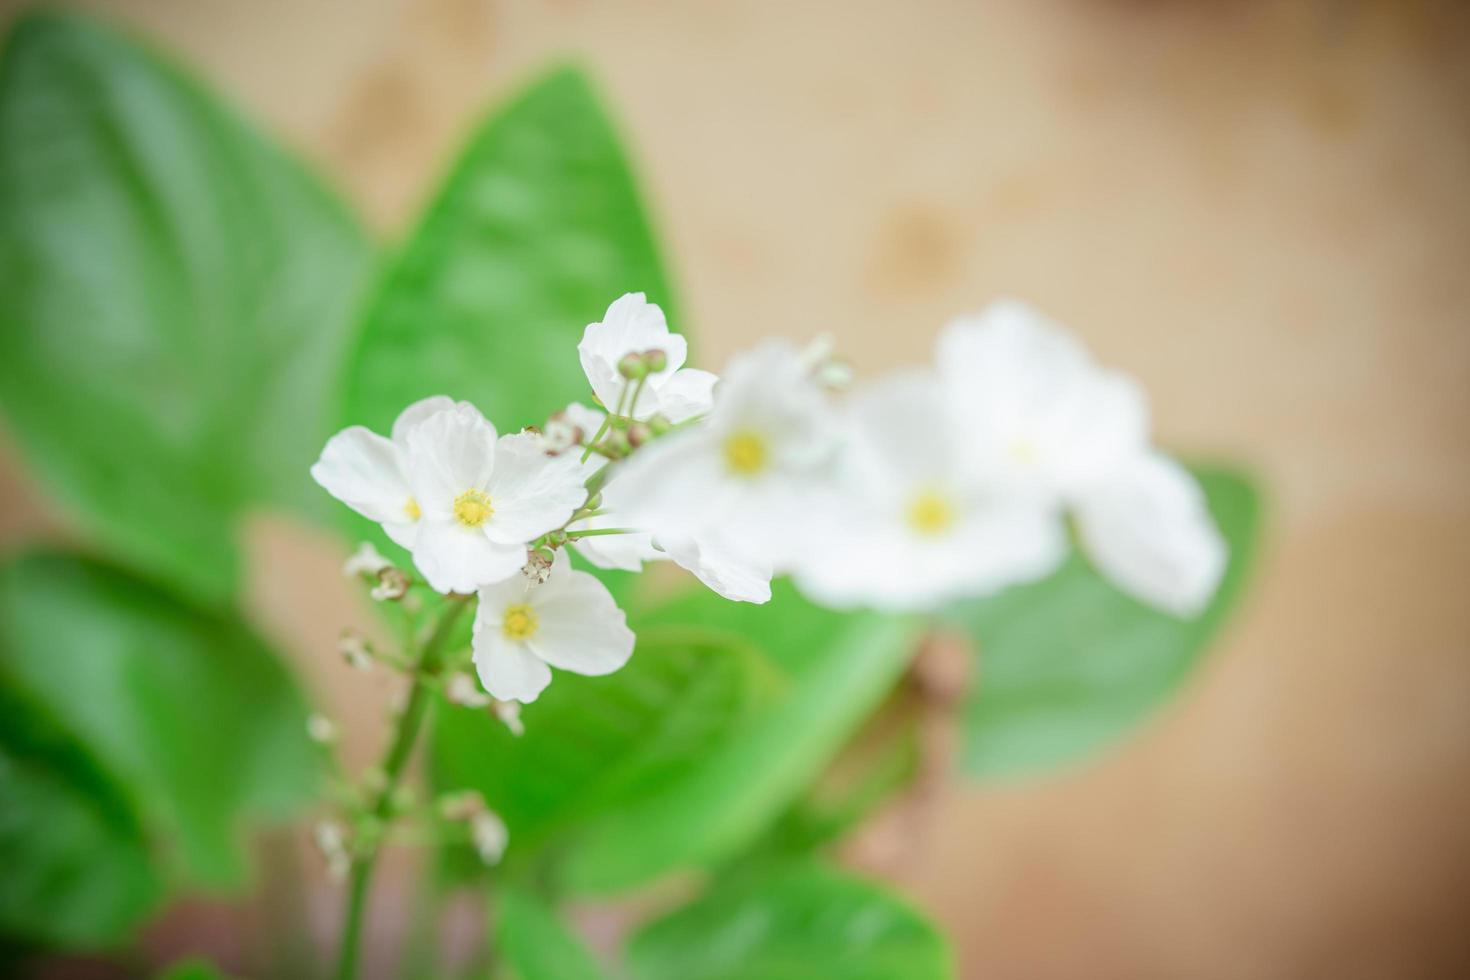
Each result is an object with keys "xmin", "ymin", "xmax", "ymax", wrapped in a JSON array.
[
  {"xmin": 906, "ymin": 489, "xmax": 955, "ymax": 536},
  {"xmin": 723, "ymin": 429, "xmax": 768, "ymax": 476},
  {"xmin": 502, "ymin": 604, "xmax": 538, "ymax": 641},
  {"xmin": 404, "ymin": 496, "xmax": 422, "ymax": 521},
  {"xmin": 452, "ymin": 489, "xmax": 493, "ymax": 527}
]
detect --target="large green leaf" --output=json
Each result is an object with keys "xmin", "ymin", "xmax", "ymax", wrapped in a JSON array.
[
  {"xmin": 0, "ymin": 12, "xmax": 374, "ymax": 603},
  {"xmin": 627, "ymin": 862, "xmax": 952, "ymax": 980},
  {"xmin": 0, "ymin": 685, "xmax": 162, "ymax": 948},
  {"xmin": 951, "ymin": 465, "xmax": 1261, "ymax": 778},
  {"xmin": 558, "ymin": 583, "xmax": 920, "ymax": 894},
  {"xmin": 340, "ymin": 66, "xmax": 677, "ymax": 440},
  {"xmin": 430, "ymin": 626, "xmax": 768, "ymax": 874},
  {"xmin": 0, "ymin": 552, "xmax": 318, "ymax": 889},
  {"xmin": 497, "ymin": 888, "xmax": 607, "ymax": 980}
]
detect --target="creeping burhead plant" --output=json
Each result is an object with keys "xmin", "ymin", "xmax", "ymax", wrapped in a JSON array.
[{"xmin": 308, "ymin": 292, "xmax": 1226, "ymax": 977}]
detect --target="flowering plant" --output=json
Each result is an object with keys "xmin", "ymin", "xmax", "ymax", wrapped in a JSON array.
[{"xmin": 0, "ymin": 12, "xmax": 1258, "ymax": 979}]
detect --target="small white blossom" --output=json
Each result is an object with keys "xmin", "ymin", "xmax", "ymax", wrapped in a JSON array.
[
  {"xmin": 369, "ymin": 568, "xmax": 410, "ymax": 602},
  {"xmin": 338, "ymin": 630, "xmax": 373, "ymax": 671},
  {"xmin": 604, "ymin": 341, "xmax": 839, "ymax": 603},
  {"xmin": 472, "ymin": 551, "xmax": 634, "ymax": 704},
  {"xmin": 404, "ymin": 404, "xmax": 588, "ymax": 594},
  {"xmin": 470, "ymin": 810, "xmax": 509, "ymax": 866},
  {"xmin": 311, "ymin": 396, "xmax": 462, "ymax": 550},
  {"xmin": 937, "ymin": 300, "xmax": 1225, "ymax": 615},
  {"xmin": 343, "ymin": 541, "xmax": 393, "ymax": 579},
  {"xmin": 313, "ymin": 820, "xmax": 351, "ymax": 882},
  {"xmin": 578, "ymin": 293, "xmax": 717, "ymax": 422}
]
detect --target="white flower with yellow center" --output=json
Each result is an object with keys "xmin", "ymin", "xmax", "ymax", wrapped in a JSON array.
[
  {"xmin": 938, "ymin": 300, "xmax": 1225, "ymax": 615},
  {"xmin": 311, "ymin": 396, "xmax": 462, "ymax": 549},
  {"xmin": 405, "ymin": 404, "xmax": 588, "ymax": 594},
  {"xmin": 603, "ymin": 340, "xmax": 838, "ymax": 603},
  {"xmin": 472, "ymin": 551, "xmax": 635, "ymax": 703},
  {"xmin": 793, "ymin": 372, "xmax": 1065, "ymax": 611},
  {"xmin": 578, "ymin": 293, "xmax": 718, "ymax": 422}
]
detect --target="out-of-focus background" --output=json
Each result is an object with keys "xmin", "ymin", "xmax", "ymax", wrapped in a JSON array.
[{"xmin": 2, "ymin": 1, "xmax": 1468, "ymax": 977}]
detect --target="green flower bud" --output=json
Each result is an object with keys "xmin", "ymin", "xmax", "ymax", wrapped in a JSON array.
[
  {"xmin": 648, "ymin": 414, "xmax": 673, "ymax": 435},
  {"xmin": 627, "ymin": 422, "xmax": 652, "ymax": 448},
  {"xmin": 617, "ymin": 352, "xmax": 648, "ymax": 380},
  {"xmin": 642, "ymin": 348, "xmax": 668, "ymax": 373}
]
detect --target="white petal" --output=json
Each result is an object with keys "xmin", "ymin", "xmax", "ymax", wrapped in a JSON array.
[
  {"xmin": 661, "ymin": 533, "xmax": 772, "ymax": 604},
  {"xmin": 310, "ymin": 427, "xmax": 412, "ymax": 524},
  {"xmin": 383, "ymin": 521, "xmax": 419, "ymax": 550},
  {"xmin": 561, "ymin": 402, "xmax": 607, "ymax": 438},
  {"xmin": 412, "ymin": 520, "xmax": 525, "ymax": 594},
  {"xmin": 653, "ymin": 368, "xmax": 718, "ymax": 422},
  {"xmin": 600, "ymin": 427, "xmax": 734, "ymax": 541},
  {"xmin": 578, "ymin": 293, "xmax": 687, "ymax": 417},
  {"xmin": 390, "ymin": 395, "xmax": 460, "ymax": 450},
  {"xmin": 526, "ymin": 555, "xmax": 635, "ymax": 675},
  {"xmin": 482, "ymin": 433, "xmax": 588, "ymax": 544},
  {"xmin": 1074, "ymin": 453, "xmax": 1226, "ymax": 616},
  {"xmin": 472, "ymin": 625, "xmax": 552, "ymax": 703},
  {"xmin": 406, "ymin": 404, "xmax": 499, "ymax": 519}
]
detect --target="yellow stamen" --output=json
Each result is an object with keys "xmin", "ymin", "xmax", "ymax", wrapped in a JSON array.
[
  {"xmin": 723, "ymin": 429, "xmax": 768, "ymax": 476},
  {"xmin": 404, "ymin": 496, "xmax": 422, "ymax": 521},
  {"xmin": 453, "ymin": 489, "xmax": 493, "ymax": 527},
  {"xmin": 907, "ymin": 489, "xmax": 955, "ymax": 536},
  {"xmin": 502, "ymin": 604, "xmax": 538, "ymax": 640}
]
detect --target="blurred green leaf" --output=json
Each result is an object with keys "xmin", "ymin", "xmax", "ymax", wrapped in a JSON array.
[
  {"xmin": 627, "ymin": 862, "xmax": 952, "ymax": 980},
  {"xmin": 950, "ymin": 465, "xmax": 1261, "ymax": 779},
  {"xmin": 0, "ymin": 685, "xmax": 162, "ymax": 948},
  {"xmin": 497, "ymin": 887, "xmax": 607, "ymax": 980},
  {"xmin": 0, "ymin": 552, "xmax": 318, "ymax": 889},
  {"xmin": 558, "ymin": 583, "xmax": 920, "ymax": 894},
  {"xmin": 0, "ymin": 12, "xmax": 374, "ymax": 603},
  {"xmin": 340, "ymin": 65, "xmax": 677, "ymax": 441},
  {"xmin": 430, "ymin": 626, "xmax": 768, "ymax": 875}
]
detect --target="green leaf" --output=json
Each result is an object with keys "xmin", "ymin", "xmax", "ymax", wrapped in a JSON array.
[
  {"xmin": 627, "ymin": 862, "xmax": 953, "ymax": 980},
  {"xmin": 340, "ymin": 66, "xmax": 677, "ymax": 442},
  {"xmin": 558, "ymin": 583, "xmax": 921, "ymax": 894},
  {"xmin": 429, "ymin": 626, "xmax": 768, "ymax": 873},
  {"xmin": 0, "ymin": 684, "xmax": 162, "ymax": 948},
  {"xmin": 0, "ymin": 12, "xmax": 374, "ymax": 603},
  {"xmin": 497, "ymin": 888, "xmax": 606, "ymax": 980},
  {"xmin": 0, "ymin": 552, "xmax": 319, "ymax": 889},
  {"xmin": 951, "ymin": 465, "xmax": 1261, "ymax": 779}
]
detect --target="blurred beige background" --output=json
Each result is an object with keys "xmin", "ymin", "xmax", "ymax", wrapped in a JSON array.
[{"xmin": 2, "ymin": 0, "xmax": 1469, "ymax": 977}]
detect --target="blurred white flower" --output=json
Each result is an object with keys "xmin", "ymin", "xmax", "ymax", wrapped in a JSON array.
[
  {"xmin": 313, "ymin": 820, "xmax": 351, "ymax": 882},
  {"xmin": 306, "ymin": 713, "xmax": 337, "ymax": 744},
  {"xmin": 472, "ymin": 551, "xmax": 634, "ymax": 703},
  {"xmin": 794, "ymin": 372, "xmax": 1064, "ymax": 611},
  {"xmin": 343, "ymin": 541, "xmax": 393, "ymax": 578},
  {"xmin": 938, "ymin": 300, "xmax": 1225, "ymax": 615},
  {"xmin": 470, "ymin": 810, "xmax": 509, "ymax": 866},
  {"xmin": 444, "ymin": 671, "xmax": 492, "ymax": 708},
  {"xmin": 550, "ymin": 403, "xmax": 663, "ymax": 573},
  {"xmin": 311, "ymin": 396, "xmax": 462, "ymax": 550},
  {"xmin": 604, "ymin": 340, "xmax": 838, "ymax": 603},
  {"xmin": 578, "ymin": 293, "xmax": 718, "ymax": 422},
  {"xmin": 494, "ymin": 699, "xmax": 525, "ymax": 737},
  {"xmin": 405, "ymin": 404, "xmax": 587, "ymax": 594}
]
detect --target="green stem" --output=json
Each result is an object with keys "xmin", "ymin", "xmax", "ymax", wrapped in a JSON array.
[
  {"xmin": 334, "ymin": 598, "xmax": 469, "ymax": 980},
  {"xmin": 566, "ymin": 526, "xmax": 636, "ymax": 540}
]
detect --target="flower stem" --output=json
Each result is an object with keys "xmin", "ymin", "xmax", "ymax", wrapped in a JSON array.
[
  {"xmin": 333, "ymin": 598, "xmax": 469, "ymax": 980},
  {"xmin": 566, "ymin": 526, "xmax": 637, "ymax": 540}
]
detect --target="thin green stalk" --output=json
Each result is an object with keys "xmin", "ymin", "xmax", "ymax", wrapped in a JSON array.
[
  {"xmin": 334, "ymin": 598, "xmax": 469, "ymax": 980},
  {"xmin": 566, "ymin": 526, "xmax": 636, "ymax": 540}
]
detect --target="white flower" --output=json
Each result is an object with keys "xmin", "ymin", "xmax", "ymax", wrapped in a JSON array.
[
  {"xmin": 938, "ymin": 300, "xmax": 1226, "ymax": 614},
  {"xmin": 493, "ymin": 700, "xmax": 525, "ymax": 737},
  {"xmin": 794, "ymin": 372, "xmax": 1065, "ymax": 611},
  {"xmin": 602, "ymin": 340, "xmax": 838, "ymax": 603},
  {"xmin": 311, "ymin": 396, "xmax": 462, "ymax": 549},
  {"xmin": 548, "ymin": 401, "xmax": 663, "ymax": 573},
  {"xmin": 578, "ymin": 293, "xmax": 718, "ymax": 422},
  {"xmin": 471, "ymin": 810, "xmax": 509, "ymax": 865},
  {"xmin": 306, "ymin": 713, "xmax": 337, "ymax": 744},
  {"xmin": 472, "ymin": 551, "xmax": 635, "ymax": 703},
  {"xmin": 444, "ymin": 671, "xmax": 492, "ymax": 708},
  {"xmin": 405, "ymin": 404, "xmax": 588, "ymax": 594}
]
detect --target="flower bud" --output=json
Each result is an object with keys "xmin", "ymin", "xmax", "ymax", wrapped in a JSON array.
[
  {"xmin": 584, "ymin": 492, "xmax": 603, "ymax": 511},
  {"xmin": 522, "ymin": 550, "xmax": 554, "ymax": 584},
  {"xmin": 370, "ymin": 567, "xmax": 410, "ymax": 602},
  {"xmin": 338, "ymin": 630, "xmax": 373, "ymax": 671},
  {"xmin": 306, "ymin": 713, "xmax": 337, "ymax": 744},
  {"xmin": 603, "ymin": 429, "xmax": 631, "ymax": 459},
  {"xmin": 494, "ymin": 700, "xmax": 525, "ymax": 737},
  {"xmin": 648, "ymin": 414, "xmax": 673, "ymax": 436},
  {"xmin": 343, "ymin": 542, "xmax": 392, "ymax": 579},
  {"xmin": 437, "ymin": 789, "xmax": 485, "ymax": 821},
  {"xmin": 445, "ymin": 671, "xmax": 492, "ymax": 708},
  {"xmin": 471, "ymin": 810, "xmax": 509, "ymax": 866},
  {"xmin": 642, "ymin": 348, "xmax": 668, "ymax": 373},
  {"xmin": 313, "ymin": 821, "xmax": 351, "ymax": 882},
  {"xmin": 627, "ymin": 422, "xmax": 652, "ymax": 448},
  {"xmin": 617, "ymin": 352, "xmax": 648, "ymax": 380}
]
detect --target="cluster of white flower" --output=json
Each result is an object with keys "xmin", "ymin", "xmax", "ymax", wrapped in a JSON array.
[{"xmin": 313, "ymin": 294, "xmax": 1224, "ymax": 706}]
